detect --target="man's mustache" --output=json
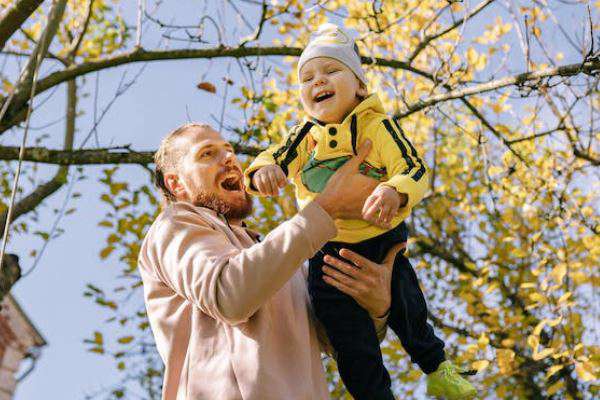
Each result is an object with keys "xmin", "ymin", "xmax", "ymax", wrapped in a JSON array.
[{"xmin": 215, "ymin": 166, "xmax": 242, "ymax": 182}]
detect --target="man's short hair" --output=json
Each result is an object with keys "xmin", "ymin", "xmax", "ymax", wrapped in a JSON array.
[{"xmin": 154, "ymin": 122, "xmax": 211, "ymax": 204}]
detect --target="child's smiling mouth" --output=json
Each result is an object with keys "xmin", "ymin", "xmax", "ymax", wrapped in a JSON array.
[{"xmin": 314, "ymin": 91, "xmax": 335, "ymax": 103}]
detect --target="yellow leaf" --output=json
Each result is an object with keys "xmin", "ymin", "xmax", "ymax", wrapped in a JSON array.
[
  {"xmin": 472, "ymin": 360, "xmax": 490, "ymax": 372},
  {"xmin": 574, "ymin": 361, "xmax": 597, "ymax": 382},
  {"xmin": 527, "ymin": 334, "xmax": 539, "ymax": 351},
  {"xmin": 569, "ymin": 271, "xmax": 588, "ymax": 285},
  {"xmin": 478, "ymin": 333, "xmax": 489, "ymax": 349},
  {"xmin": 118, "ymin": 336, "xmax": 134, "ymax": 344},
  {"xmin": 533, "ymin": 347, "xmax": 554, "ymax": 361},
  {"xmin": 547, "ymin": 380, "xmax": 564, "ymax": 395},
  {"xmin": 547, "ymin": 315, "xmax": 562, "ymax": 327},
  {"xmin": 546, "ymin": 364, "xmax": 564, "ymax": 379},
  {"xmin": 520, "ymin": 282, "xmax": 536, "ymax": 289},
  {"xmin": 497, "ymin": 349, "xmax": 515, "ymax": 374},
  {"xmin": 550, "ymin": 263, "xmax": 567, "ymax": 284},
  {"xmin": 488, "ymin": 165, "xmax": 503, "ymax": 177},
  {"xmin": 533, "ymin": 319, "xmax": 547, "ymax": 337},
  {"xmin": 557, "ymin": 292, "xmax": 572, "ymax": 304},
  {"xmin": 529, "ymin": 292, "xmax": 545, "ymax": 303}
]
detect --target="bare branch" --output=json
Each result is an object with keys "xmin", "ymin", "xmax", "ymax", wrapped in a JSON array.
[
  {"xmin": 0, "ymin": 46, "xmax": 422, "ymax": 134},
  {"xmin": 0, "ymin": 0, "xmax": 44, "ymax": 50},
  {"xmin": 0, "ymin": 168, "xmax": 67, "ymax": 229},
  {"xmin": 0, "ymin": 142, "xmax": 260, "ymax": 165},
  {"xmin": 0, "ymin": 0, "xmax": 68, "ymax": 132},
  {"xmin": 13, "ymin": 0, "xmax": 67, "ymax": 100},
  {"xmin": 408, "ymin": 0, "xmax": 496, "ymax": 63},
  {"xmin": 396, "ymin": 59, "xmax": 600, "ymax": 118}
]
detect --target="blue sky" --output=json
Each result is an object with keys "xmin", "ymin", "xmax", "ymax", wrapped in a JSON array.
[{"xmin": 3, "ymin": 1, "xmax": 593, "ymax": 398}]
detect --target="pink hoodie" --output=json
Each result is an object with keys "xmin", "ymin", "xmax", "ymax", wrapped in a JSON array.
[{"xmin": 138, "ymin": 201, "xmax": 340, "ymax": 399}]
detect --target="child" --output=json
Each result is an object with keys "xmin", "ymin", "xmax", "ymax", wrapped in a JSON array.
[{"xmin": 243, "ymin": 24, "xmax": 476, "ymax": 400}]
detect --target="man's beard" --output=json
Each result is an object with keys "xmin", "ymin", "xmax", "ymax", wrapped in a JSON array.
[{"xmin": 192, "ymin": 190, "xmax": 253, "ymax": 221}]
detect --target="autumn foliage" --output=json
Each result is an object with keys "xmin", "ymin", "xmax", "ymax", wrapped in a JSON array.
[{"xmin": 0, "ymin": 1, "xmax": 598, "ymax": 399}]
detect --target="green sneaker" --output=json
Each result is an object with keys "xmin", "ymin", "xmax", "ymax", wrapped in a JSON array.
[{"xmin": 426, "ymin": 361, "xmax": 477, "ymax": 399}]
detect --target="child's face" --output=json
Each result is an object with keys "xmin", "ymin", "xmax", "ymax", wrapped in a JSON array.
[{"xmin": 299, "ymin": 57, "xmax": 367, "ymax": 124}]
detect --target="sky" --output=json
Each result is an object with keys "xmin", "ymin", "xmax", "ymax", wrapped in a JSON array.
[
  {"xmin": 1, "ymin": 1, "xmax": 594, "ymax": 399},
  {"xmin": 9, "ymin": 2, "xmax": 240, "ymax": 398}
]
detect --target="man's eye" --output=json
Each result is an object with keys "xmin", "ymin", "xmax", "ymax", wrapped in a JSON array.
[{"xmin": 201, "ymin": 151, "xmax": 212, "ymax": 158}]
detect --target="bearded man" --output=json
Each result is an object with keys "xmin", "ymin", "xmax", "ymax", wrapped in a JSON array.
[{"xmin": 138, "ymin": 123, "xmax": 404, "ymax": 399}]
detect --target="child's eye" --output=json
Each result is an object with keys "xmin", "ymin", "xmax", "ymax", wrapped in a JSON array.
[
  {"xmin": 327, "ymin": 69, "xmax": 339, "ymax": 74},
  {"xmin": 302, "ymin": 76, "xmax": 313, "ymax": 82},
  {"xmin": 201, "ymin": 150, "xmax": 212, "ymax": 158}
]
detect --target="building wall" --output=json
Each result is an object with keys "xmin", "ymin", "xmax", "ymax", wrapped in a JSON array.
[{"xmin": 0, "ymin": 297, "xmax": 45, "ymax": 400}]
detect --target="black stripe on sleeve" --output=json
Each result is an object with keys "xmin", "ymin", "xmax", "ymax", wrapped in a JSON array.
[
  {"xmin": 392, "ymin": 118, "xmax": 426, "ymax": 181},
  {"xmin": 382, "ymin": 118, "xmax": 415, "ymax": 176},
  {"xmin": 278, "ymin": 121, "xmax": 314, "ymax": 176},
  {"xmin": 350, "ymin": 114, "xmax": 358, "ymax": 155}
]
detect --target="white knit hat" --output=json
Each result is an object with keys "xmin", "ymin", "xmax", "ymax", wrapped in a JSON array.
[{"xmin": 298, "ymin": 23, "xmax": 366, "ymax": 85}]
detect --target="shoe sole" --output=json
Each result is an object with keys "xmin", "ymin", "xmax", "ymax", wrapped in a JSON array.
[{"xmin": 427, "ymin": 391, "xmax": 477, "ymax": 400}]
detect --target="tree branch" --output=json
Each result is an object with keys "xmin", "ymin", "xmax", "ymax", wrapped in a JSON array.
[
  {"xmin": 0, "ymin": 168, "xmax": 67, "ymax": 228},
  {"xmin": 12, "ymin": 0, "xmax": 67, "ymax": 103},
  {"xmin": 0, "ymin": 0, "xmax": 67, "ymax": 133},
  {"xmin": 408, "ymin": 0, "xmax": 496, "ymax": 63},
  {"xmin": 0, "ymin": 0, "xmax": 44, "ymax": 50},
  {"xmin": 0, "ymin": 45, "xmax": 425, "ymax": 134},
  {"xmin": 396, "ymin": 59, "xmax": 600, "ymax": 118},
  {"xmin": 0, "ymin": 143, "xmax": 261, "ymax": 165}
]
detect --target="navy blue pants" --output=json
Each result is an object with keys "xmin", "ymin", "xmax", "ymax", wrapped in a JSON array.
[{"xmin": 308, "ymin": 222, "xmax": 445, "ymax": 400}]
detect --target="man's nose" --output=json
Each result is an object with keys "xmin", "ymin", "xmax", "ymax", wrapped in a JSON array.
[{"xmin": 222, "ymin": 149, "xmax": 236, "ymax": 166}]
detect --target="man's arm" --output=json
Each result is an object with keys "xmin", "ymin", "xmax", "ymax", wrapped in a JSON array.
[
  {"xmin": 148, "ymin": 140, "xmax": 374, "ymax": 326},
  {"xmin": 150, "ymin": 201, "xmax": 336, "ymax": 326}
]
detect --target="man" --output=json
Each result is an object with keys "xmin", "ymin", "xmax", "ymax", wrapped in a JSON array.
[{"xmin": 138, "ymin": 123, "xmax": 403, "ymax": 399}]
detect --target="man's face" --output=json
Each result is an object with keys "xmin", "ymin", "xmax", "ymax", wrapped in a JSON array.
[
  {"xmin": 166, "ymin": 126, "xmax": 252, "ymax": 220},
  {"xmin": 299, "ymin": 57, "xmax": 365, "ymax": 124}
]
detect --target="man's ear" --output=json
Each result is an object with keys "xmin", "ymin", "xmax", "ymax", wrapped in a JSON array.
[{"xmin": 164, "ymin": 173, "xmax": 186, "ymax": 199}]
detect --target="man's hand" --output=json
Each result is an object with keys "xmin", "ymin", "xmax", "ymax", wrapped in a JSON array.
[
  {"xmin": 362, "ymin": 186, "xmax": 404, "ymax": 229},
  {"xmin": 314, "ymin": 140, "xmax": 379, "ymax": 219},
  {"xmin": 321, "ymin": 242, "xmax": 406, "ymax": 318},
  {"xmin": 252, "ymin": 165, "xmax": 287, "ymax": 196}
]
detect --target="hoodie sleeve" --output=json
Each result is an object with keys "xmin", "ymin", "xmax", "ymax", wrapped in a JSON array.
[
  {"xmin": 144, "ymin": 202, "xmax": 337, "ymax": 326},
  {"xmin": 375, "ymin": 117, "xmax": 430, "ymax": 212}
]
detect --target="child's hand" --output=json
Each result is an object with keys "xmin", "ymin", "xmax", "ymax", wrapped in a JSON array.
[
  {"xmin": 252, "ymin": 165, "xmax": 287, "ymax": 196},
  {"xmin": 362, "ymin": 186, "xmax": 401, "ymax": 228}
]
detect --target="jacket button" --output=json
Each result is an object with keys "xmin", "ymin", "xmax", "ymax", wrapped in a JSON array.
[
  {"xmin": 328, "ymin": 127, "xmax": 337, "ymax": 136},
  {"xmin": 329, "ymin": 140, "xmax": 337, "ymax": 148}
]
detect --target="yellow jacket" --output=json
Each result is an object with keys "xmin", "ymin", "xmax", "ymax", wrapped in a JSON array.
[{"xmin": 244, "ymin": 94, "xmax": 430, "ymax": 243}]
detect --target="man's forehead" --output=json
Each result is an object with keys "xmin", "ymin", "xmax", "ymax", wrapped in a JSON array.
[{"xmin": 176, "ymin": 126, "xmax": 227, "ymax": 148}]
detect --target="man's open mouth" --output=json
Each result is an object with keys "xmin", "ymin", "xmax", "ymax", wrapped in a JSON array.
[
  {"xmin": 314, "ymin": 91, "xmax": 334, "ymax": 103},
  {"xmin": 220, "ymin": 174, "xmax": 243, "ymax": 192}
]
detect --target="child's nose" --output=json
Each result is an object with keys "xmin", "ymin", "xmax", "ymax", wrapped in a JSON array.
[{"xmin": 313, "ymin": 74, "xmax": 327, "ymax": 86}]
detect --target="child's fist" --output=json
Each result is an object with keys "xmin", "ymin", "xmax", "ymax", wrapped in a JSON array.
[
  {"xmin": 362, "ymin": 186, "xmax": 401, "ymax": 228},
  {"xmin": 252, "ymin": 165, "xmax": 288, "ymax": 196}
]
